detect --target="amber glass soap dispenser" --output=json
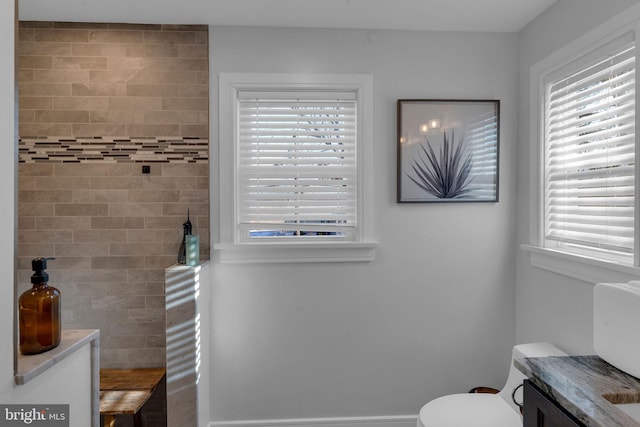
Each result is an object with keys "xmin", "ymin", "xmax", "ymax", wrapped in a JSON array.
[{"xmin": 19, "ymin": 257, "xmax": 61, "ymax": 355}]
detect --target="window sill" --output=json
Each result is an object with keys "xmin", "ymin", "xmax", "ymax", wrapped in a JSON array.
[
  {"xmin": 214, "ymin": 242, "xmax": 379, "ymax": 264},
  {"xmin": 521, "ymin": 244, "xmax": 640, "ymax": 284}
]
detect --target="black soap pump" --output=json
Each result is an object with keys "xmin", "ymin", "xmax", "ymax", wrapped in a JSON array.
[
  {"xmin": 19, "ymin": 257, "xmax": 61, "ymax": 355},
  {"xmin": 178, "ymin": 209, "xmax": 192, "ymax": 264}
]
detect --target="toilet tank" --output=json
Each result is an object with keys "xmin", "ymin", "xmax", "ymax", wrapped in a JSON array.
[{"xmin": 594, "ymin": 281, "xmax": 640, "ymax": 379}]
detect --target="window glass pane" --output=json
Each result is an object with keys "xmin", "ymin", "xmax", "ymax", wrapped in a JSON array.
[
  {"xmin": 237, "ymin": 94, "xmax": 358, "ymax": 241},
  {"xmin": 544, "ymin": 43, "xmax": 636, "ymax": 260}
]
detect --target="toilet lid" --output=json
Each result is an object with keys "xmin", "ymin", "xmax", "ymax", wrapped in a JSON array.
[{"xmin": 418, "ymin": 393, "xmax": 521, "ymax": 427}]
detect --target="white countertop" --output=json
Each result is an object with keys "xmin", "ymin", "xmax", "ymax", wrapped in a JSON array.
[{"xmin": 15, "ymin": 329, "xmax": 100, "ymax": 385}]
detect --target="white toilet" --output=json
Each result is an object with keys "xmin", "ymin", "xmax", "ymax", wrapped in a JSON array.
[{"xmin": 417, "ymin": 342, "xmax": 567, "ymax": 427}]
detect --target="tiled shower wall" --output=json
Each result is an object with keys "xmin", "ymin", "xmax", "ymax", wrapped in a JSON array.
[
  {"xmin": 17, "ymin": 21, "xmax": 209, "ymax": 370},
  {"xmin": 18, "ymin": 21, "xmax": 208, "ymax": 138}
]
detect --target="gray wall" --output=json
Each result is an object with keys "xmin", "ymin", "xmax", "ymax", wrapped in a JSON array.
[
  {"xmin": 515, "ymin": 0, "xmax": 640, "ymax": 355},
  {"xmin": 209, "ymin": 27, "xmax": 519, "ymax": 421}
]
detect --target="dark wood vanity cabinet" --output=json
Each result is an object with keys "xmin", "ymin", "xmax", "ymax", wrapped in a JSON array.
[{"xmin": 523, "ymin": 380, "xmax": 585, "ymax": 427}]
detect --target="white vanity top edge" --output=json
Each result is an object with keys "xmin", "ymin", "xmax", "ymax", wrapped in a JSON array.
[{"xmin": 15, "ymin": 329, "xmax": 100, "ymax": 385}]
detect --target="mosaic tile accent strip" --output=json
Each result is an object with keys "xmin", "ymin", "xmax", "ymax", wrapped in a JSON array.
[{"xmin": 19, "ymin": 136, "xmax": 209, "ymax": 163}]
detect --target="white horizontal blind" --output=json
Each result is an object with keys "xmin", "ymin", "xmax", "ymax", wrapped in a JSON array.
[
  {"xmin": 544, "ymin": 42, "xmax": 636, "ymax": 258},
  {"xmin": 237, "ymin": 91, "xmax": 358, "ymax": 240}
]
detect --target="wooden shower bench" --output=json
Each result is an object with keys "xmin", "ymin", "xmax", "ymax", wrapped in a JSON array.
[{"xmin": 99, "ymin": 368, "xmax": 166, "ymax": 427}]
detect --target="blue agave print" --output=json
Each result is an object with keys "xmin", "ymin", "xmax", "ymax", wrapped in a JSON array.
[{"xmin": 407, "ymin": 129, "xmax": 474, "ymax": 199}]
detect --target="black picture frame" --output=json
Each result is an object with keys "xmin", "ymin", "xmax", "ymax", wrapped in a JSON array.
[{"xmin": 397, "ymin": 99, "xmax": 500, "ymax": 203}]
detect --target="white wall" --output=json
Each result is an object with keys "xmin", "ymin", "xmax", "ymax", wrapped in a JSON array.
[
  {"xmin": 515, "ymin": 0, "xmax": 640, "ymax": 355},
  {"xmin": 209, "ymin": 27, "xmax": 518, "ymax": 422},
  {"xmin": 0, "ymin": 0, "xmax": 17, "ymax": 404}
]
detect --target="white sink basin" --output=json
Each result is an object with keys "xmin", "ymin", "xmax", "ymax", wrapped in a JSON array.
[
  {"xmin": 594, "ymin": 281, "xmax": 640, "ymax": 379},
  {"xmin": 614, "ymin": 403, "xmax": 640, "ymax": 423}
]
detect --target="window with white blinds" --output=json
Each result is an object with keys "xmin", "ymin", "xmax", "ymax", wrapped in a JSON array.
[
  {"xmin": 543, "ymin": 41, "xmax": 636, "ymax": 262},
  {"xmin": 237, "ymin": 91, "xmax": 358, "ymax": 241}
]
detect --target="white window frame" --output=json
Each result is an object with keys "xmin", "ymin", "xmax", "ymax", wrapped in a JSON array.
[
  {"xmin": 215, "ymin": 73, "xmax": 377, "ymax": 263},
  {"xmin": 523, "ymin": 10, "xmax": 640, "ymax": 284}
]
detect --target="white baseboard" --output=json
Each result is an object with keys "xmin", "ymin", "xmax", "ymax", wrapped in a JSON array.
[{"xmin": 209, "ymin": 415, "xmax": 418, "ymax": 427}]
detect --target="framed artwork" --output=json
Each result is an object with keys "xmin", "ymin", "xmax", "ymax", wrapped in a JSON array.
[{"xmin": 397, "ymin": 99, "xmax": 499, "ymax": 203}]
